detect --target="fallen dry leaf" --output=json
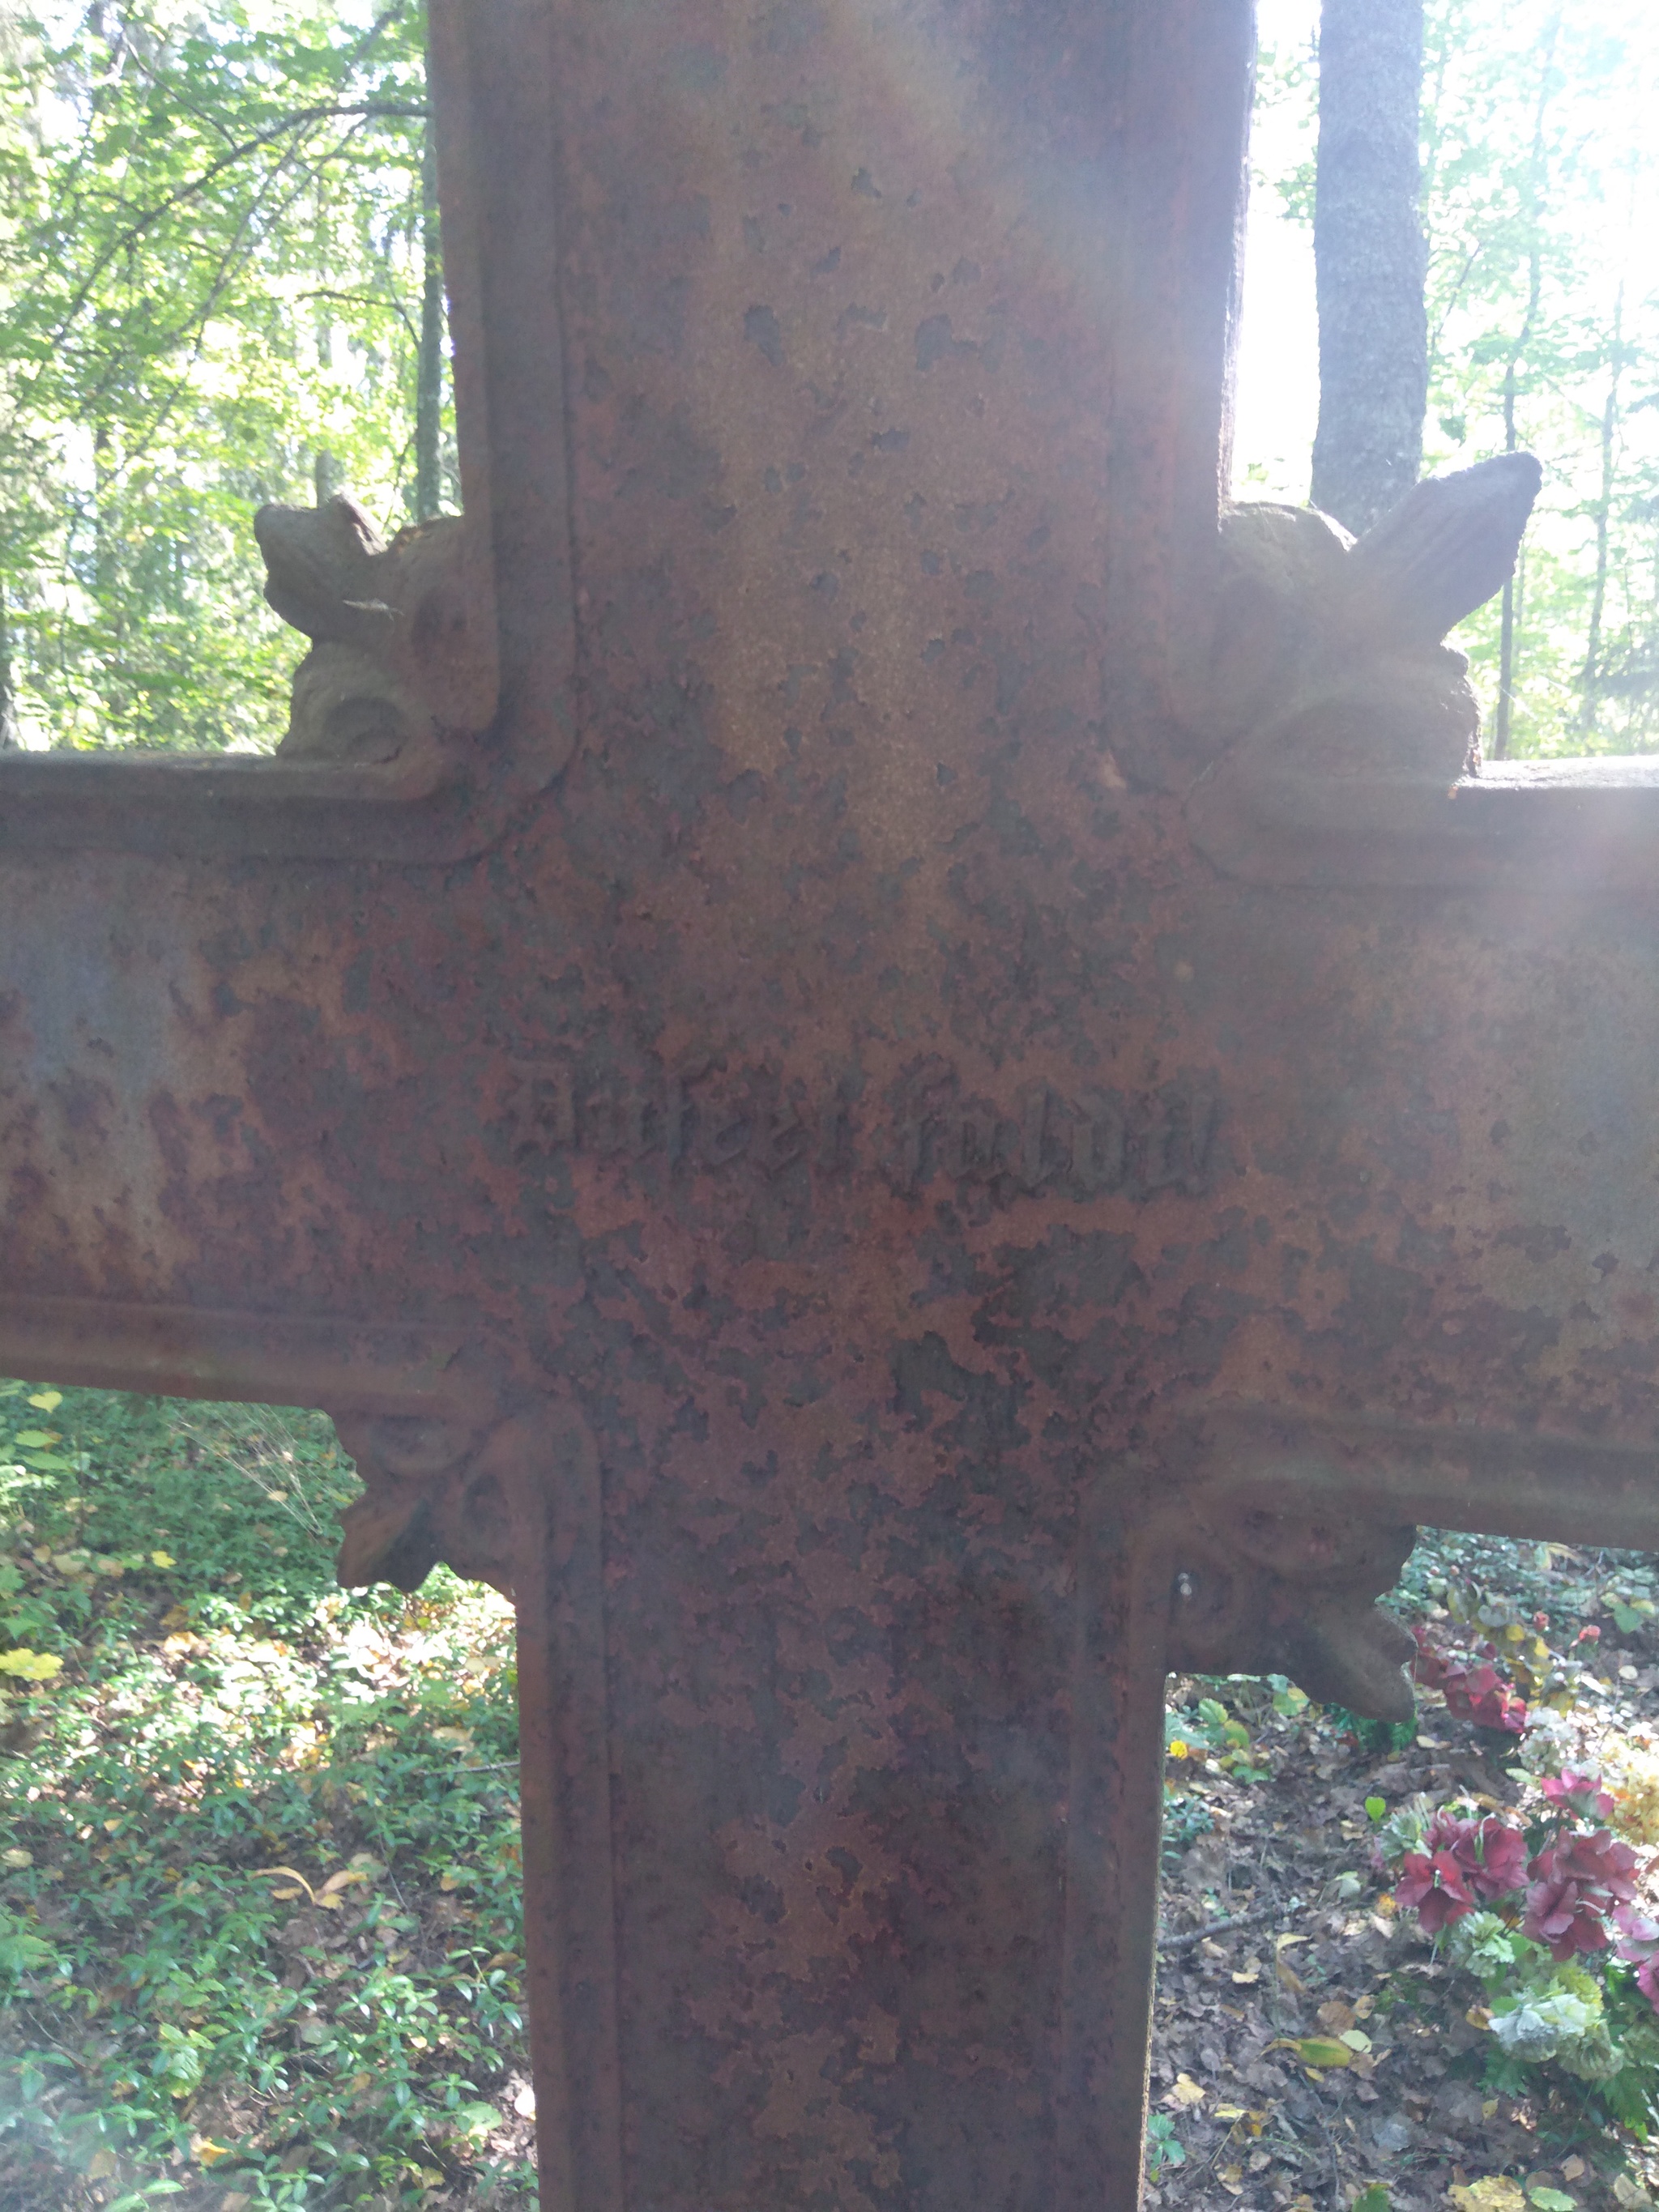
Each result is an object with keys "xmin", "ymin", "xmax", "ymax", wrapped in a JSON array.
[
  {"xmin": 252, "ymin": 1865, "xmax": 315, "ymax": 1903},
  {"xmin": 1166, "ymin": 2073, "xmax": 1206, "ymax": 2108},
  {"xmin": 1448, "ymin": 2181, "xmax": 1526, "ymax": 2211},
  {"xmin": 1269, "ymin": 2036, "xmax": 1352, "ymax": 2070}
]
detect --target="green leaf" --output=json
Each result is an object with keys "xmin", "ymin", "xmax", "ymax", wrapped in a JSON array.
[
  {"xmin": 1353, "ymin": 2189, "xmax": 1392, "ymax": 2212},
  {"xmin": 1365, "ymin": 1796, "xmax": 1387, "ymax": 1821},
  {"xmin": 1526, "ymin": 2191, "xmax": 1576, "ymax": 2211}
]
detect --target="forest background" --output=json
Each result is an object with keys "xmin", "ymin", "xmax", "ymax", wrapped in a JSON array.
[
  {"xmin": 0, "ymin": 2, "xmax": 1654, "ymax": 761},
  {"xmin": 1248, "ymin": 0, "xmax": 1659, "ymax": 757},
  {"xmin": 0, "ymin": 0, "xmax": 443, "ymax": 757}
]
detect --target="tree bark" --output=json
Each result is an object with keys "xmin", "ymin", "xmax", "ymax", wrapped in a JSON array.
[
  {"xmin": 1492, "ymin": 15, "xmax": 1559, "ymax": 760},
  {"xmin": 1310, "ymin": 0, "xmax": 1428, "ymax": 535},
  {"xmin": 414, "ymin": 124, "xmax": 443, "ymax": 522},
  {"xmin": 0, "ymin": 587, "xmax": 19, "ymax": 750},
  {"xmin": 1579, "ymin": 288, "xmax": 1625, "ymax": 738}
]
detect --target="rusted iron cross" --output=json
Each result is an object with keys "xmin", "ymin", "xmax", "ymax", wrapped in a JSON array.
[{"xmin": 6, "ymin": 3, "xmax": 1659, "ymax": 2205}]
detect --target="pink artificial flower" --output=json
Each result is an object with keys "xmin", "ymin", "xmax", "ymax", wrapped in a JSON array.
[
  {"xmin": 1396, "ymin": 1846, "xmax": 1476, "ymax": 1933},
  {"xmin": 1614, "ymin": 1902, "xmax": 1659, "ymax": 1955},
  {"xmin": 1616, "ymin": 1906, "xmax": 1659, "ymax": 2014},
  {"xmin": 1541, "ymin": 1770, "xmax": 1616, "ymax": 1823}
]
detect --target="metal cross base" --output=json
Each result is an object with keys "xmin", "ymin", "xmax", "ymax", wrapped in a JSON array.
[{"xmin": 6, "ymin": 5, "xmax": 1659, "ymax": 2206}]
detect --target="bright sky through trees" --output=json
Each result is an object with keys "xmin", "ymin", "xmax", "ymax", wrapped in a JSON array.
[{"xmin": 1233, "ymin": 0, "xmax": 1320, "ymax": 503}]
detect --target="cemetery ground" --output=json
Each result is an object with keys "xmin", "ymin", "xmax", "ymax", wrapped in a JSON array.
[{"xmin": 3, "ymin": 1401, "xmax": 1659, "ymax": 2210}]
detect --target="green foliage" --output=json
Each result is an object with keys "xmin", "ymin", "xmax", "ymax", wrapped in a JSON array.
[
  {"xmin": 0, "ymin": 2, "xmax": 450, "ymax": 754},
  {"xmin": 1161, "ymin": 1789, "xmax": 1214, "ymax": 1866},
  {"xmin": 1326, "ymin": 1706, "xmax": 1418, "ymax": 1758},
  {"xmin": 0, "ymin": 1382, "xmax": 532, "ymax": 2210},
  {"xmin": 1144, "ymin": 2108, "xmax": 1186, "ymax": 2179}
]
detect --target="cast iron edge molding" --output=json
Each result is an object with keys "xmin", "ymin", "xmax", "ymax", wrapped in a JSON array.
[
  {"xmin": 0, "ymin": 1292, "xmax": 489, "ymax": 1422},
  {"xmin": 0, "ymin": 0, "xmax": 575, "ymax": 867},
  {"xmin": 334, "ymin": 1406, "xmax": 625, "ymax": 2212}
]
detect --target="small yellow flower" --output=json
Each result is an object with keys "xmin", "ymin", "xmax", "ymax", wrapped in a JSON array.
[{"xmin": 1167, "ymin": 1738, "xmax": 1192, "ymax": 1760}]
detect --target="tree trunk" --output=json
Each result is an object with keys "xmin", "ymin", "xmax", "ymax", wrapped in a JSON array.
[
  {"xmin": 1579, "ymin": 288, "xmax": 1625, "ymax": 739},
  {"xmin": 1494, "ymin": 252, "xmax": 1542, "ymax": 759},
  {"xmin": 1310, "ymin": 0, "xmax": 1428, "ymax": 535},
  {"xmin": 0, "ymin": 587, "xmax": 18, "ymax": 751},
  {"xmin": 414, "ymin": 125, "xmax": 444, "ymax": 522},
  {"xmin": 1492, "ymin": 15, "xmax": 1559, "ymax": 761}
]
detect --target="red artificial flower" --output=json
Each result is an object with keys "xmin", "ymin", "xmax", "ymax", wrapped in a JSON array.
[
  {"xmin": 1541, "ymin": 1769, "xmax": 1616, "ymax": 1823},
  {"xmin": 1395, "ymin": 1845, "xmax": 1476, "ymax": 1933},
  {"xmin": 1464, "ymin": 1814, "xmax": 1529, "ymax": 1901},
  {"xmin": 1555, "ymin": 1828, "xmax": 1639, "ymax": 1903},
  {"xmin": 1524, "ymin": 1831, "xmax": 1639, "ymax": 1960},
  {"xmin": 1410, "ymin": 1631, "xmax": 1528, "ymax": 1733},
  {"xmin": 1445, "ymin": 1661, "xmax": 1529, "ymax": 1734}
]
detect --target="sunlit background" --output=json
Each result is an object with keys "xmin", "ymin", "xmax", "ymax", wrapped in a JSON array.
[{"xmin": 1237, "ymin": 0, "xmax": 1659, "ymax": 753}]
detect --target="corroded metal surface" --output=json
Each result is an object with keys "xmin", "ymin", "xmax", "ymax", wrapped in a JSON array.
[{"xmin": 4, "ymin": 3, "xmax": 1659, "ymax": 2207}]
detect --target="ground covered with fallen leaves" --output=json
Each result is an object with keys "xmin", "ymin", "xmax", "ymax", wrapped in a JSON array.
[
  {"xmin": 1149, "ymin": 1533, "xmax": 1659, "ymax": 2212},
  {"xmin": 6, "ymin": 1390, "xmax": 1659, "ymax": 2210}
]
